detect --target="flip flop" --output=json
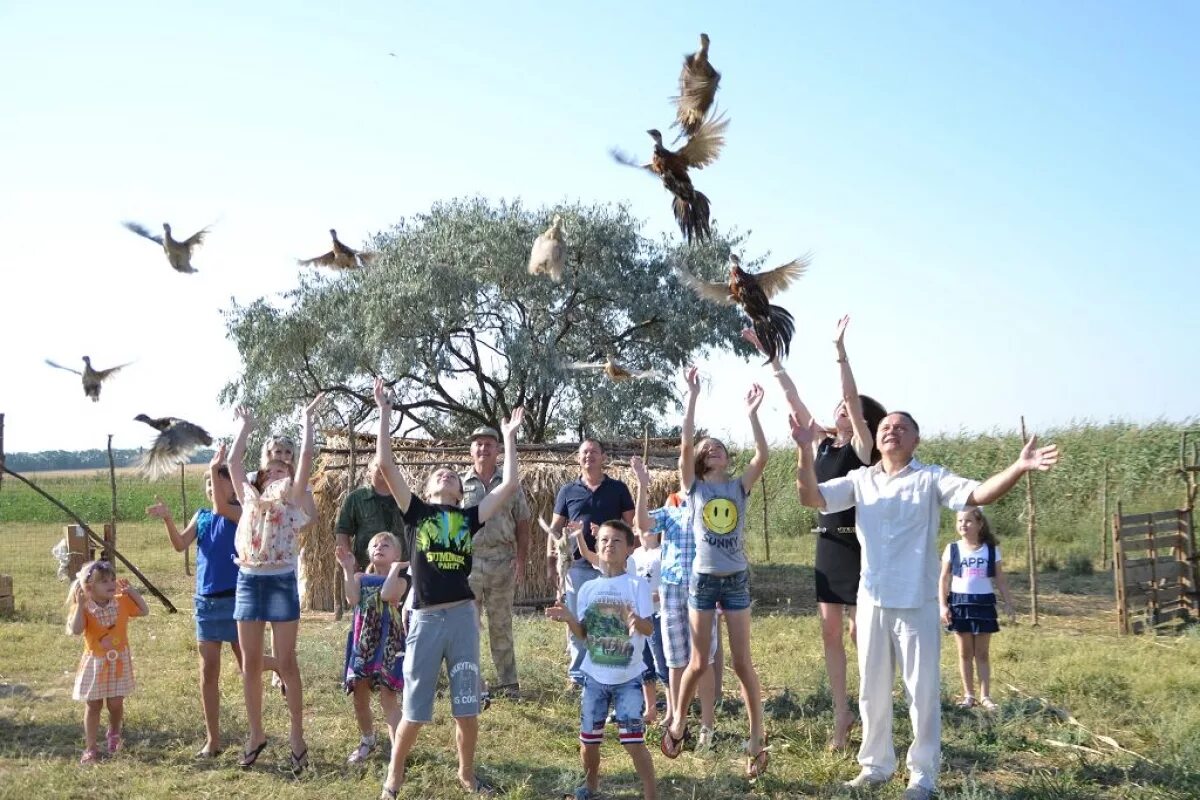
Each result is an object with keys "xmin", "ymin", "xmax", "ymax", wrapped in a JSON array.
[
  {"xmin": 659, "ymin": 725, "xmax": 688, "ymax": 759},
  {"xmin": 746, "ymin": 738, "xmax": 770, "ymax": 780},
  {"xmin": 289, "ymin": 747, "xmax": 309, "ymax": 774},
  {"xmin": 459, "ymin": 776, "xmax": 496, "ymax": 795},
  {"xmin": 237, "ymin": 738, "xmax": 268, "ymax": 769}
]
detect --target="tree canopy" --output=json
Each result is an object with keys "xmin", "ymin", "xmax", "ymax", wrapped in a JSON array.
[{"xmin": 221, "ymin": 198, "xmax": 753, "ymax": 443}]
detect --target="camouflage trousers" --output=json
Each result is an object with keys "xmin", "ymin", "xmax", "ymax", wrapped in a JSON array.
[{"xmin": 468, "ymin": 554, "xmax": 518, "ymax": 688}]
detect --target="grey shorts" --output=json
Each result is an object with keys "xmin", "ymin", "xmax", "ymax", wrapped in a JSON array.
[{"xmin": 402, "ymin": 601, "xmax": 481, "ymax": 722}]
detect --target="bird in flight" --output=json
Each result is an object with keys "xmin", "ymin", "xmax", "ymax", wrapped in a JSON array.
[
  {"xmin": 528, "ymin": 214, "xmax": 566, "ymax": 281},
  {"xmin": 673, "ymin": 33, "xmax": 721, "ymax": 140},
  {"xmin": 297, "ymin": 229, "xmax": 378, "ymax": 270},
  {"xmin": 45, "ymin": 356, "xmax": 132, "ymax": 402},
  {"xmin": 123, "ymin": 221, "xmax": 210, "ymax": 274},
  {"xmin": 134, "ymin": 415, "xmax": 214, "ymax": 480},
  {"xmin": 568, "ymin": 356, "xmax": 662, "ymax": 383}
]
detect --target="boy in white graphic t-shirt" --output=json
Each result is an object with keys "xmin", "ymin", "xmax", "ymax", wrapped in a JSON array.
[{"xmin": 546, "ymin": 520, "xmax": 657, "ymax": 800}]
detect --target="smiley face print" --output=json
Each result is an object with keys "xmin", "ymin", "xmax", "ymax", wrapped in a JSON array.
[{"xmin": 702, "ymin": 498, "xmax": 738, "ymax": 535}]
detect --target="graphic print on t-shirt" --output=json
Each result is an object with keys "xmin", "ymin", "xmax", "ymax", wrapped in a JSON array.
[
  {"xmin": 702, "ymin": 497, "xmax": 738, "ymax": 535},
  {"xmin": 581, "ymin": 599, "xmax": 634, "ymax": 668},
  {"xmin": 415, "ymin": 509, "xmax": 473, "ymax": 571}
]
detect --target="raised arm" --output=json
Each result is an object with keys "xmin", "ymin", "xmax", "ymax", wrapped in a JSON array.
[
  {"xmin": 679, "ymin": 366, "xmax": 701, "ymax": 492},
  {"xmin": 478, "ymin": 407, "xmax": 525, "ymax": 522},
  {"xmin": 334, "ymin": 543, "xmax": 362, "ymax": 606},
  {"xmin": 373, "ymin": 378, "xmax": 412, "ymax": 513},
  {"xmin": 790, "ymin": 413, "xmax": 828, "ymax": 510},
  {"xmin": 228, "ymin": 406, "xmax": 255, "ymax": 503},
  {"xmin": 118, "ymin": 578, "xmax": 150, "ymax": 616},
  {"xmin": 834, "ymin": 316, "xmax": 874, "ymax": 465},
  {"xmin": 208, "ymin": 443, "xmax": 241, "ymax": 522},
  {"xmin": 68, "ymin": 582, "xmax": 87, "ymax": 635},
  {"xmin": 631, "ymin": 456, "xmax": 653, "ymax": 533},
  {"xmin": 381, "ymin": 560, "xmax": 411, "ymax": 605},
  {"xmin": 740, "ymin": 383, "xmax": 769, "ymax": 493},
  {"xmin": 741, "ymin": 328, "xmax": 814, "ymax": 429},
  {"xmin": 967, "ymin": 435, "xmax": 1059, "ymax": 506},
  {"xmin": 146, "ymin": 497, "xmax": 198, "ymax": 552},
  {"xmin": 288, "ymin": 393, "xmax": 324, "ymax": 507}
]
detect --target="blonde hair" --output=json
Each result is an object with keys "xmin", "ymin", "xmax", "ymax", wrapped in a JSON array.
[
  {"xmin": 65, "ymin": 559, "xmax": 116, "ymax": 634},
  {"xmin": 365, "ymin": 531, "xmax": 403, "ymax": 574}
]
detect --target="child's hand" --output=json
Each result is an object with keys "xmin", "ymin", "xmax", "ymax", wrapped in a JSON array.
[
  {"xmin": 740, "ymin": 328, "xmax": 766, "ymax": 356},
  {"xmin": 684, "ymin": 365, "xmax": 701, "ymax": 396},
  {"xmin": 75, "ymin": 581, "xmax": 87, "ymax": 604},
  {"xmin": 334, "ymin": 544, "xmax": 357, "ymax": 574},
  {"xmin": 146, "ymin": 496, "xmax": 170, "ymax": 520},
  {"xmin": 373, "ymin": 377, "xmax": 391, "ymax": 409},
  {"xmin": 745, "ymin": 383, "xmax": 765, "ymax": 416},
  {"xmin": 788, "ymin": 413, "xmax": 814, "ymax": 446},
  {"xmin": 500, "ymin": 406, "xmax": 525, "ymax": 438},
  {"xmin": 834, "ymin": 314, "xmax": 850, "ymax": 350},
  {"xmin": 209, "ymin": 442, "xmax": 227, "ymax": 467},
  {"xmin": 624, "ymin": 604, "xmax": 642, "ymax": 636},
  {"xmin": 234, "ymin": 405, "xmax": 255, "ymax": 428},
  {"xmin": 630, "ymin": 455, "xmax": 649, "ymax": 485},
  {"xmin": 544, "ymin": 601, "xmax": 571, "ymax": 623},
  {"xmin": 303, "ymin": 392, "xmax": 326, "ymax": 421},
  {"xmin": 940, "ymin": 604, "xmax": 952, "ymax": 626},
  {"xmin": 116, "ymin": 578, "xmax": 131, "ymax": 593}
]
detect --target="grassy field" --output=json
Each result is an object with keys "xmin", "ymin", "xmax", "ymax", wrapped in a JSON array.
[{"xmin": 1, "ymin": 427, "xmax": 1198, "ymax": 798}]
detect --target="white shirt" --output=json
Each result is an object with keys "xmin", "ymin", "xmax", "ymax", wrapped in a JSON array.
[
  {"xmin": 943, "ymin": 541, "xmax": 1001, "ymax": 595},
  {"xmin": 631, "ymin": 546, "xmax": 662, "ymax": 615},
  {"xmin": 819, "ymin": 457, "xmax": 979, "ymax": 609},
  {"xmin": 576, "ymin": 573, "xmax": 654, "ymax": 685}
]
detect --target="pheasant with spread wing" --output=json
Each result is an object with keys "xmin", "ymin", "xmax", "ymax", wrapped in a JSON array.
[
  {"xmin": 673, "ymin": 33, "xmax": 721, "ymax": 139},
  {"xmin": 297, "ymin": 229, "xmax": 378, "ymax": 270},
  {"xmin": 528, "ymin": 215, "xmax": 566, "ymax": 281},
  {"xmin": 45, "ymin": 356, "xmax": 132, "ymax": 402},
  {"xmin": 134, "ymin": 414, "xmax": 213, "ymax": 480},
  {"xmin": 568, "ymin": 356, "xmax": 662, "ymax": 383},
  {"xmin": 123, "ymin": 221, "xmax": 210, "ymax": 274},
  {"xmin": 611, "ymin": 113, "xmax": 729, "ymax": 244},
  {"xmin": 678, "ymin": 254, "xmax": 809, "ymax": 363}
]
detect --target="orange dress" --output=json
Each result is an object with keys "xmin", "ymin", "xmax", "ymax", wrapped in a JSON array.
[{"xmin": 73, "ymin": 592, "xmax": 143, "ymax": 701}]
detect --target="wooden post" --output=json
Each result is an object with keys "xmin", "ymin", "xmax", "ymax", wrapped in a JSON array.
[
  {"xmin": 336, "ymin": 420, "xmax": 357, "ymax": 622},
  {"xmin": 65, "ymin": 524, "xmax": 91, "ymax": 576},
  {"xmin": 760, "ymin": 472, "xmax": 770, "ymax": 563},
  {"xmin": 180, "ymin": 464, "xmax": 191, "ymax": 576},
  {"xmin": 1100, "ymin": 460, "xmax": 1109, "ymax": 569},
  {"xmin": 105, "ymin": 435, "xmax": 118, "ymax": 564},
  {"xmin": 1113, "ymin": 502, "xmax": 1127, "ymax": 634},
  {"xmin": 1021, "ymin": 416, "xmax": 1040, "ymax": 626},
  {"xmin": 0, "ymin": 412, "xmax": 6, "ymax": 491}
]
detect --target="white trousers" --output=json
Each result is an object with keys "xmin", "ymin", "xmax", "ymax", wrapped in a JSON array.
[{"xmin": 855, "ymin": 601, "xmax": 941, "ymax": 790}]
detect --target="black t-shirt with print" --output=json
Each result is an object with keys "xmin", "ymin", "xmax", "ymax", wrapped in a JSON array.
[{"xmin": 402, "ymin": 496, "xmax": 484, "ymax": 609}]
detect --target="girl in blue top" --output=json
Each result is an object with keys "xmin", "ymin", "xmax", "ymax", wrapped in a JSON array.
[{"xmin": 661, "ymin": 367, "xmax": 770, "ymax": 781}]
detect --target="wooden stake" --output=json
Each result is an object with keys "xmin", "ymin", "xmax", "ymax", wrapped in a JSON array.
[
  {"xmin": 760, "ymin": 472, "xmax": 770, "ymax": 563},
  {"xmin": 1100, "ymin": 460, "xmax": 1109, "ymax": 570},
  {"xmin": 105, "ymin": 435, "xmax": 118, "ymax": 564},
  {"xmin": 1021, "ymin": 416, "xmax": 1039, "ymax": 626},
  {"xmin": 0, "ymin": 412, "xmax": 5, "ymax": 491},
  {"xmin": 180, "ymin": 463, "xmax": 191, "ymax": 577}
]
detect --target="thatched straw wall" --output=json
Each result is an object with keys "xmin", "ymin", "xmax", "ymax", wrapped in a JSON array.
[{"xmin": 300, "ymin": 431, "xmax": 681, "ymax": 610}]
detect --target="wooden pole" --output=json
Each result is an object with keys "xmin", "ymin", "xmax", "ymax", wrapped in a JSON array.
[
  {"xmin": 1114, "ymin": 501, "xmax": 1126, "ymax": 634},
  {"xmin": 0, "ymin": 412, "xmax": 6, "ymax": 491},
  {"xmin": 1, "ymin": 465, "xmax": 177, "ymax": 612},
  {"xmin": 1021, "ymin": 416, "xmax": 1040, "ymax": 626},
  {"xmin": 105, "ymin": 435, "xmax": 118, "ymax": 564},
  {"xmin": 1100, "ymin": 460, "xmax": 1109, "ymax": 570},
  {"xmin": 336, "ymin": 417, "xmax": 357, "ymax": 622},
  {"xmin": 760, "ymin": 472, "xmax": 770, "ymax": 563},
  {"xmin": 180, "ymin": 463, "xmax": 191, "ymax": 576}
]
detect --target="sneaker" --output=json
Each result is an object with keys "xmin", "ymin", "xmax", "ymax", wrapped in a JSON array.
[
  {"xmin": 844, "ymin": 770, "xmax": 889, "ymax": 789},
  {"xmin": 696, "ymin": 725, "xmax": 715, "ymax": 752},
  {"xmin": 347, "ymin": 735, "xmax": 377, "ymax": 764}
]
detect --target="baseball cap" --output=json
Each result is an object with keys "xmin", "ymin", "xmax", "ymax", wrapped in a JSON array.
[{"xmin": 469, "ymin": 426, "xmax": 500, "ymax": 442}]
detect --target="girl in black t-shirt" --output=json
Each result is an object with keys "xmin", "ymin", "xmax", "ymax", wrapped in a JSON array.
[{"xmin": 372, "ymin": 378, "xmax": 524, "ymax": 798}]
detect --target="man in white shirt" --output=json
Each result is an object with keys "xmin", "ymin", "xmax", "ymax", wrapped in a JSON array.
[{"xmin": 792, "ymin": 411, "xmax": 1058, "ymax": 800}]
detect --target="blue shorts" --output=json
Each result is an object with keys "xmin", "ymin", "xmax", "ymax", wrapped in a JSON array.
[
  {"xmin": 689, "ymin": 569, "xmax": 751, "ymax": 612},
  {"xmin": 402, "ymin": 601, "xmax": 481, "ymax": 722},
  {"xmin": 580, "ymin": 675, "xmax": 645, "ymax": 746},
  {"xmin": 234, "ymin": 571, "xmax": 300, "ymax": 622},
  {"xmin": 194, "ymin": 593, "xmax": 238, "ymax": 642}
]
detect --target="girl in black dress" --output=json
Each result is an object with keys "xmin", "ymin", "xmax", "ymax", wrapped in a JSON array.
[{"xmin": 745, "ymin": 316, "xmax": 885, "ymax": 750}]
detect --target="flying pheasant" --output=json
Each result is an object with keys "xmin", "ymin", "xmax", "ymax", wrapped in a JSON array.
[
  {"xmin": 568, "ymin": 357, "xmax": 661, "ymax": 383},
  {"xmin": 123, "ymin": 221, "xmax": 210, "ymax": 274},
  {"xmin": 134, "ymin": 415, "xmax": 214, "ymax": 480},
  {"xmin": 673, "ymin": 33, "xmax": 721, "ymax": 139},
  {"xmin": 611, "ymin": 113, "xmax": 729, "ymax": 244},
  {"xmin": 677, "ymin": 254, "xmax": 809, "ymax": 363},
  {"xmin": 297, "ymin": 229, "xmax": 378, "ymax": 270},
  {"xmin": 528, "ymin": 215, "xmax": 566, "ymax": 281},
  {"xmin": 45, "ymin": 356, "xmax": 132, "ymax": 402}
]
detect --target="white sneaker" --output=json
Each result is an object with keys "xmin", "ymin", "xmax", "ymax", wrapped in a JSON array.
[
  {"xmin": 844, "ymin": 770, "xmax": 888, "ymax": 789},
  {"xmin": 903, "ymin": 785, "xmax": 933, "ymax": 800}
]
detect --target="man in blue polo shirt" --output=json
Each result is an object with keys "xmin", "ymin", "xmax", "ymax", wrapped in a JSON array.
[{"xmin": 548, "ymin": 438, "xmax": 635, "ymax": 687}]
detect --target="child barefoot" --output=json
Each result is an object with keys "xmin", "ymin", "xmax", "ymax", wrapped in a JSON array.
[
  {"xmin": 336, "ymin": 533, "xmax": 410, "ymax": 764},
  {"xmin": 67, "ymin": 560, "xmax": 149, "ymax": 764},
  {"xmin": 940, "ymin": 507, "xmax": 1015, "ymax": 710},
  {"xmin": 546, "ymin": 520, "xmax": 657, "ymax": 800}
]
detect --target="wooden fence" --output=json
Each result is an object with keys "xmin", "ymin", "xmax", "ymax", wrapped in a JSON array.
[{"xmin": 1112, "ymin": 506, "xmax": 1195, "ymax": 634}]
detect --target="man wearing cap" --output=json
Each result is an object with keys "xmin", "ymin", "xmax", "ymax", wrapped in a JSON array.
[
  {"xmin": 335, "ymin": 456, "xmax": 411, "ymax": 570},
  {"xmin": 462, "ymin": 424, "xmax": 532, "ymax": 700}
]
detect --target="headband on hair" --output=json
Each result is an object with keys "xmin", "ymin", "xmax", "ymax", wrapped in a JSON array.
[{"xmin": 78, "ymin": 560, "xmax": 112, "ymax": 581}]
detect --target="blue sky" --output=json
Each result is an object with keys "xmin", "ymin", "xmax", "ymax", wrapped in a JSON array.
[{"xmin": 1, "ymin": 1, "xmax": 1196, "ymax": 454}]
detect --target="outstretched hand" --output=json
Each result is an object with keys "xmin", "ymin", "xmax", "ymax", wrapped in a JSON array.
[
  {"xmin": 544, "ymin": 601, "xmax": 571, "ymax": 624},
  {"xmin": 788, "ymin": 413, "xmax": 814, "ymax": 446},
  {"xmin": 209, "ymin": 442, "xmax": 227, "ymax": 467},
  {"xmin": 740, "ymin": 328, "xmax": 767, "ymax": 356},
  {"xmin": 373, "ymin": 377, "xmax": 392, "ymax": 409},
  {"xmin": 234, "ymin": 405, "xmax": 255, "ymax": 429},
  {"xmin": 146, "ymin": 496, "xmax": 170, "ymax": 520},
  {"xmin": 630, "ymin": 455, "xmax": 649, "ymax": 485},
  {"xmin": 684, "ymin": 365, "xmax": 701, "ymax": 396},
  {"xmin": 834, "ymin": 315, "xmax": 850, "ymax": 349},
  {"xmin": 334, "ymin": 543, "xmax": 357, "ymax": 574},
  {"xmin": 500, "ymin": 407, "xmax": 525, "ymax": 438},
  {"xmin": 1017, "ymin": 436, "xmax": 1059, "ymax": 473},
  {"xmin": 744, "ymin": 383, "xmax": 765, "ymax": 416},
  {"xmin": 303, "ymin": 392, "xmax": 326, "ymax": 420}
]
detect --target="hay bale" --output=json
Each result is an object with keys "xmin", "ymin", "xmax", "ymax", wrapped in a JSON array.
[{"xmin": 301, "ymin": 430, "xmax": 681, "ymax": 610}]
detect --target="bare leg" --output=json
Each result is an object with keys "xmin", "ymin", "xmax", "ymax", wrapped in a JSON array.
[
  {"xmin": 269, "ymin": 620, "xmax": 305, "ymax": 756},
  {"xmin": 352, "ymin": 680, "xmax": 375, "ymax": 737},
  {"xmin": 625, "ymin": 742, "xmax": 658, "ymax": 800},
  {"xmin": 975, "ymin": 633, "xmax": 992, "ymax": 699},
  {"xmin": 581, "ymin": 743, "xmax": 601, "ymax": 794},
  {"xmin": 198, "ymin": 640, "xmax": 224, "ymax": 751},
  {"xmin": 819, "ymin": 601, "xmax": 854, "ymax": 748},
  {"xmin": 379, "ymin": 687, "xmax": 402, "ymax": 745},
  {"xmin": 666, "ymin": 608, "xmax": 714, "ymax": 742},
  {"xmin": 105, "ymin": 696, "xmax": 125, "ymax": 739},
  {"xmin": 237, "ymin": 620, "xmax": 267, "ymax": 751},
  {"xmin": 231, "ymin": 639, "xmax": 245, "ymax": 676},
  {"xmin": 723, "ymin": 609, "xmax": 764, "ymax": 755},
  {"xmin": 713, "ymin": 623, "xmax": 725, "ymax": 706},
  {"xmin": 642, "ymin": 680, "xmax": 658, "ymax": 725},
  {"xmin": 83, "ymin": 699, "xmax": 103, "ymax": 752},
  {"xmin": 454, "ymin": 714, "xmax": 480, "ymax": 789},
  {"xmin": 956, "ymin": 633, "xmax": 976, "ymax": 700},
  {"xmin": 384, "ymin": 719, "xmax": 423, "ymax": 792}
]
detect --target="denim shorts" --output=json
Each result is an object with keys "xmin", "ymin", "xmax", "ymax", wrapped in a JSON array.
[
  {"xmin": 234, "ymin": 571, "xmax": 300, "ymax": 622},
  {"xmin": 194, "ymin": 593, "xmax": 239, "ymax": 642},
  {"xmin": 688, "ymin": 569, "xmax": 751, "ymax": 612},
  {"xmin": 402, "ymin": 601, "xmax": 481, "ymax": 722},
  {"xmin": 579, "ymin": 674, "xmax": 645, "ymax": 745}
]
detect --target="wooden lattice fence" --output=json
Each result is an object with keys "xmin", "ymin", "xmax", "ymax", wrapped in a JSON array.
[{"xmin": 1112, "ymin": 505, "xmax": 1195, "ymax": 634}]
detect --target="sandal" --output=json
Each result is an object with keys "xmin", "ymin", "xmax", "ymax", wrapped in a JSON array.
[
  {"xmin": 957, "ymin": 695, "xmax": 977, "ymax": 709},
  {"xmin": 237, "ymin": 738, "xmax": 269, "ymax": 769},
  {"xmin": 565, "ymin": 787, "xmax": 598, "ymax": 800},
  {"xmin": 106, "ymin": 729, "xmax": 123, "ymax": 754},
  {"xmin": 347, "ymin": 735, "xmax": 377, "ymax": 764},
  {"xmin": 289, "ymin": 747, "xmax": 309, "ymax": 774},
  {"xmin": 746, "ymin": 736, "xmax": 770, "ymax": 780},
  {"xmin": 380, "ymin": 788, "xmax": 399, "ymax": 800},
  {"xmin": 194, "ymin": 745, "xmax": 223, "ymax": 759},
  {"xmin": 79, "ymin": 747, "xmax": 100, "ymax": 765},
  {"xmin": 980, "ymin": 696, "xmax": 998, "ymax": 711},
  {"xmin": 659, "ymin": 725, "xmax": 688, "ymax": 759},
  {"xmin": 459, "ymin": 776, "xmax": 496, "ymax": 795}
]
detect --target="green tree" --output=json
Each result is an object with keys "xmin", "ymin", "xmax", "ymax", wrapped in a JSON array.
[{"xmin": 221, "ymin": 198, "xmax": 750, "ymax": 442}]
